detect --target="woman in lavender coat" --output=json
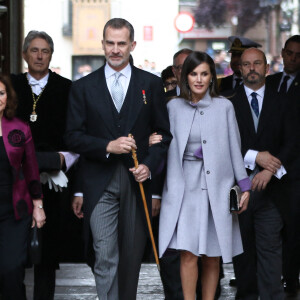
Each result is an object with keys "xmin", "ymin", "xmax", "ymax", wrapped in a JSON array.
[
  {"xmin": 0, "ymin": 74, "xmax": 45, "ymax": 299},
  {"xmin": 157, "ymin": 52, "xmax": 251, "ymax": 300}
]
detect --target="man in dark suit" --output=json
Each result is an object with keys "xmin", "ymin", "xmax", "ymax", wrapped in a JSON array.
[
  {"xmin": 65, "ymin": 18, "xmax": 171, "ymax": 300},
  {"xmin": 229, "ymin": 48, "xmax": 294, "ymax": 299},
  {"xmin": 11, "ymin": 31, "xmax": 75, "ymax": 300},
  {"xmin": 219, "ymin": 36, "xmax": 261, "ymax": 94},
  {"xmin": 266, "ymin": 35, "xmax": 300, "ymax": 296}
]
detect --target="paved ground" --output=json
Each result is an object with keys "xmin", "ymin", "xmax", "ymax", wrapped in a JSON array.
[{"xmin": 25, "ymin": 263, "xmax": 300, "ymax": 299}]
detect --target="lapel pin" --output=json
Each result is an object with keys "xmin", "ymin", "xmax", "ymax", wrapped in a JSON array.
[
  {"xmin": 142, "ymin": 90, "xmax": 147, "ymax": 104},
  {"xmin": 295, "ymin": 82, "xmax": 298, "ymax": 86}
]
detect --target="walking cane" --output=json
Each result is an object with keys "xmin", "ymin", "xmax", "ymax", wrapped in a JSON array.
[{"xmin": 128, "ymin": 134, "xmax": 160, "ymax": 272}]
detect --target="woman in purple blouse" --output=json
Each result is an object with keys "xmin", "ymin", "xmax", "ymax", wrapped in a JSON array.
[{"xmin": 0, "ymin": 74, "xmax": 45, "ymax": 299}]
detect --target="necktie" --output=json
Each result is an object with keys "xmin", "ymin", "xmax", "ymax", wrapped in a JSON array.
[
  {"xmin": 251, "ymin": 92, "xmax": 259, "ymax": 118},
  {"xmin": 279, "ymin": 75, "xmax": 290, "ymax": 94},
  {"xmin": 111, "ymin": 72, "xmax": 124, "ymax": 112},
  {"xmin": 234, "ymin": 78, "xmax": 242, "ymax": 89}
]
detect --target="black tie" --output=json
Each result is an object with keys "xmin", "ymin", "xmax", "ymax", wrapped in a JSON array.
[
  {"xmin": 234, "ymin": 78, "xmax": 242, "ymax": 89},
  {"xmin": 279, "ymin": 75, "xmax": 290, "ymax": 94}
]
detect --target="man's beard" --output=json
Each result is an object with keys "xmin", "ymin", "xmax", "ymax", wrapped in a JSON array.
[
  {"xmin": 243, "ymin": 71, "xmax": 264, "ymax": 85},
  {"xmin": 107, "ymin": 55, "xmax": 128, "ymax": 68}
]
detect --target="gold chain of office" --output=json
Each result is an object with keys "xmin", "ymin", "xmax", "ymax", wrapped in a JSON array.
[{"xmin": 26, "ymin": 74, "xmax": 46, "ymax": 122}]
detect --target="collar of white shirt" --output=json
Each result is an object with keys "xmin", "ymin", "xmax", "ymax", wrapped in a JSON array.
[
  {"xmin": 282, "ymin": 71, "xmax": 296, "ymax": 81},
  {"xmin": 281, "ymin": 71, "xmax": 296, "ymax": 88},
  {"xmin": 104, "ymin": 63, "xmax": 131, "ymax": 81},
  {"xmin": 27, "ymin": 72, "xmax": 49, "ymax": 95},
  {"xmin": 244, "ymin": 84, "xmax": 265, "ymax": 113}
]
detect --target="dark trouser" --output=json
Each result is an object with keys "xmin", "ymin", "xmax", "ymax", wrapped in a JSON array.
[
  {"xmin": 0, "ymin": 215, "xmax": 31, "ymax": 300},
  {"xmin": 33, "ymin": 263, "xmax": 56, "ymax": 300},
  {"xmin": 233, "ymin": 192, "xmax": 284, "ymax": 300},
  {"xmin": 33, "ymin": 186, "xmax": 61, "ymax": 300},
  {"xmin": 160, "ymin": 253, "xmax": 184, "ymax": 300},
  {"xmin": 282, "ymin": 180, "xmax": 300, "ymax": 288}
]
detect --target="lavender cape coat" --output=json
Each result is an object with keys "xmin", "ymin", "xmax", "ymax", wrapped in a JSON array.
[
  {"xmin": 159, "ymin": 95, "xmax": 250, "ymax": 263},
  {"xmin": 2, "ymin": 116, "xmax": 42, "ymax": 220}
]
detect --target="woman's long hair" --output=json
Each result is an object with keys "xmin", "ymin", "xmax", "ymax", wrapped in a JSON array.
[
  {"xmin": 179, "ymin": 51, "xmax": 219, "ymax": 101},
  {"xmin": 0, "ymin": 74, "xmax": 18, "ymax": 119}
]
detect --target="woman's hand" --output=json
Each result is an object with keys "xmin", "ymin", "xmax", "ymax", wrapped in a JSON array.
[
  {"xmin": 32, "ymin": 199, "xmax": 46, "ymax": 228},
  {"xmin": 149, "ymin": 132, "xmax": 162, "ymax": 147},
  {"xmin": 238, "ymin": 191, "xmax": 250, "ymax": 214}
]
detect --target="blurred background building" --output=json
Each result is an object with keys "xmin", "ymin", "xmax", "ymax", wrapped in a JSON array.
[{"xmin": 0, "ymin": 0, "xmax": 299, "ymax": 79}]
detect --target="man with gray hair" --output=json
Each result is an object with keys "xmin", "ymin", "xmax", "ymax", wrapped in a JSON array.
[{"xmin": 11, "ymin": 30, "xmax": 74, "ymax": 300}]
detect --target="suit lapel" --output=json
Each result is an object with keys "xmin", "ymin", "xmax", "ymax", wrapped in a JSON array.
[
  {"xmin": 257, "ymin": 85, "xmax": 275, "ymax": 136},
  {"xmin": 91, "ymin": 67, "xmax": 119, "ymax": 138},
  {"xmin": 236, "ymin": 87, "xmax": 257, "ymax": 137},
  {"xmin": 272, "ymin": 72, "xmax": 282, "ymax": 91},
  {"xmin": 288, "ymin": 72, "xmax": 300, "ymax": 95},
  {"xmin": 122, "ymin": 67, "xmax": 144, "ymax": 135}
]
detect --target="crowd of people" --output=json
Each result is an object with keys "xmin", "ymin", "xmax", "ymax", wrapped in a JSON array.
[{"xmin": 0, "ymin": 17, "xmax": 299, "ymax": 300}]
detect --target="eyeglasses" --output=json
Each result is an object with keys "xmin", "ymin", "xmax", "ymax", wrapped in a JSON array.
[
  {"xmin": 173, "ymin": 65, "xmax": 183, "ymax": 71},
  {"xmin": 164, "ymin": 81, "xmax": 177, "ymax": 88}
]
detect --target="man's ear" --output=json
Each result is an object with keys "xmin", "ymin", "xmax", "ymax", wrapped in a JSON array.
[
  {"xmin": 130, "ymin": 41, "xmax": 136, "ymax": 52},
  {"xmin": 22, "ymin": 52, "xmax": 27, "ymax": 62}
]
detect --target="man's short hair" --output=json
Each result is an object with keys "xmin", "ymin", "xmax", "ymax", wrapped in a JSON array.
[
  {"xmin": 161, "ymin": 66, "xmax": 175, "ymax": 83},
  {"xmin": 103, "ymin": 18, "xmax": 134, "ymax": 42},
  {"xmin": 284, "ymin": 35, "xmax": 300, "ymax": 49},
  {"xmin": 173, "ymin": 48, "xmax": 193, "ymax": 65},
  {"xmin": 23, "ymin": 30, "xmax": 54, "ymax": 54}
]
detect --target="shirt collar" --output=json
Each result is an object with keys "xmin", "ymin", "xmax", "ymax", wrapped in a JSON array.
[
  {"xmin": 104, "ymin": 63, "xmax": 131, "ymax": 79},
  {"xmin": 282, "ymin": 71, "xmax": 296, "ymax": 81},
  {"xmin": 233, "ymin": 74, "xmax": 242, "ymax": 81},
  {"xmin": 244, "ymin": 84, "xmax": 265, "ymax": 99},
  {"xmin": 27, "ymin": 72, "xmax": 49, "ymax": 87}
]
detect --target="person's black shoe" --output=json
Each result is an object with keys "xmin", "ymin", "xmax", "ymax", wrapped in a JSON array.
[{"xmin": 229, "ymin": 277, "xmax": 237, "ymax": 287}]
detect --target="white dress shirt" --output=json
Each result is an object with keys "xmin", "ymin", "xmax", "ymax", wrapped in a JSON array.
[
  {"xmin": 105, "ymin": 63, "xmax": 131, "ymax": 110},
  {"xmin": 243, "ymin": 85, "xmax": 286, "ymax": 179},
  {"xmin": 27, "ymin": 72, "xmax": 49, "ymax": 95},
  {"xmin": 278, "ymin": 71, "xmax": 296, "ymax": 92}
]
